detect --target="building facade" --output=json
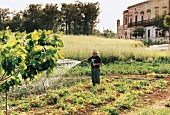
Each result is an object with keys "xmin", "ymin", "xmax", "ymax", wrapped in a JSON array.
[{"xmin": 117, "ymin": 0, "xmax": 170, "ymax": 40}]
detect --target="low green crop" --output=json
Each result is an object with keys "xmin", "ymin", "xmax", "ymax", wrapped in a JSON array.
[
  {"xmin": 165, "ymin": 99, "xmax": 170, "ymax": 107},
  {"xmin": 65, "ymin": 61, "xmax": 170, "ymax": 77},
  {"xmin": 1, "ymin": 77, "xmax": 167, "ymax": 114}
]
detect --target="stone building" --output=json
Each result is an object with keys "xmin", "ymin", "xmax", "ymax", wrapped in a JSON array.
[{"xmin": 117, "ymin": 0, "xmax": 170, "ymax": 40}]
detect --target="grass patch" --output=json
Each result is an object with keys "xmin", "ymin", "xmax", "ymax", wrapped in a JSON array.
[{"xmin": 62, "ymin": 35, "xmax": 170, "ymax": 62}]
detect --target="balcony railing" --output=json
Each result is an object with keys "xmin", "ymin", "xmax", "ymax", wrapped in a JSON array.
[{"xmin": 128, "ymin": 19, "xmax": 153, "ymax": 27}]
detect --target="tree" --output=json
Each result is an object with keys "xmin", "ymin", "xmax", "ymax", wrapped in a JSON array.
[
  {"xmin": 164, "ymin": 15, "xmax": 170, "ymax": 40},
  {"xmin": 92, "ymin": 29, "xmax": 101, "ymax": 36},
  {"xmin": 22, "ymin": 4, "xmax": 43, "ymax": 32},
  {"xmin": 153, "ymin": 15, "xmax": 168, "ymax": 37},
  {"xmin": 61, "ymin": 2, "xmax": 100, "ymax": 35},
  {"xmin": 164, "ymin": 15, "xmax": 170, "ymax": 26},
  {"xmin": 0, "ymin": 8, "xmax": 10, "ymax": 22},
  {"xmin": 0, "ymin": 8, "xmax": 10, "ymax": 30},
  {"xmin": 0, "ymin": 2, "xmax": 100, "ymax": 35},
  {"xmin": 61, "ymin": 3, "xmax": 74, "ymax": 35},
  {"xmin": 103, "ymin": 29, "xmax": 115, "ymax": 38},
  {"xmin": 87, "ymin": 2, "xmax": 100, "ymax": 35},
  {"xmin": 0, "ymin": 28, "xmax": 64, "ymax": 93},
  {"xmin": 9, "ymin": 11, "xmax": 23, "ymax": 32},
  {"xmin": 131, "ymin": 28, "xmax": 145, "ymax": 38},
  {"xmin": 42, "ymin": 3, "xmax": 61, "ymax": 32},
  {"xmin": 83, "ymin": 2, "xmax": 100, "ymax": 35}
]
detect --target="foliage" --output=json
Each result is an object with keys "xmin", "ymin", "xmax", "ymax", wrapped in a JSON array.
[
  {"xmin": 92, "ymin": 29, "xmax": 102, "ymax": 36},
  {"xmin": 165, "ymin": 99, "xmax": 170, "ymax": 107},
  {"xmin": 66, "ymin": 61, "xmax": 170, "ymax": 76},
  {"xmin": 103, "ymin": 29, "xmax": 116, "ymax": 38},
  {"xmin": 0, "ymin": 29, "xmax": 64, "ymax": 93},
  {"xmin": 0, "ymin": 2, "xmax": 100, "ymax": 35},
  {"xmin": 164, "ymin": 15, "xmax": 170, "ymax": 27},
  {"xmin": 131, "ymin": 28, "xmax": 145, "ymax": 38},
  {"xmin": 153, "ymin": 15, "xmax": 168, "ymax": 37},
  {"xmin": 1, "ymin": 77, "xmax": 167, "ymax": 114},
  {"xmin": 142, "ymin": 39, "xmax": 166, "ymax": 46}
]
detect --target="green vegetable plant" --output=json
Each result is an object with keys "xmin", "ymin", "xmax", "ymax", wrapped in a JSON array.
[{"xmin": 0, "ymin": 29, "xmax": 64, "ymax": 92}]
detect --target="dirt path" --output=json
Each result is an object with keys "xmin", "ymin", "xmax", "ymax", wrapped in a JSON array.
[
  {"xmin": 152, "ymin": 83, "xmax": 170, "ymax": 109},
  {"xmin": 149, "ymin": 44, "xmax": 170, "ymax": 50}
]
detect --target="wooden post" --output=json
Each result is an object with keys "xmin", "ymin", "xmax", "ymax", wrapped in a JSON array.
[
  {"xmin": 5, "ymin": 81, "xmax": 8, "ymax": 115},
  {"xmin": 169, "ymin": 26, "xmax": 170, "ymax": 43},
  {"xmin": 169, "ymin": 0, "xmax": 170, "ymax": 43}
]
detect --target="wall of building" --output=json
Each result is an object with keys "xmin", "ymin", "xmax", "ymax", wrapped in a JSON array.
[
  {"xmin": 128, "ymin": 0, "xmax": 169, "ymax": 23},
  {"xmin": 145, "ymin": 26, "xmax": 156, "ymax": 39},
  {"xmin": 117, "ymin": 26, "xmax": 124, "ymax": 38},
  {"xmin": 117, "ymin": 0, "xmax": 170, "ymax": 40}
]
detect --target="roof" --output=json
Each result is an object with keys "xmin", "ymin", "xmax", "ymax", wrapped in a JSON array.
[
  {"xmin": 123, "ymin": 10, "xmax": 128, "ymax": 14},
  {"xmin": 127, "ymin": 0, "xmax": 150, "ymax": 9}
]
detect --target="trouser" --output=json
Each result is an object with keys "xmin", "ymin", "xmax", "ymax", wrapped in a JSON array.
[{"xmin": 91, "ymin": 68, "xmax": 100, "ymax": 86}]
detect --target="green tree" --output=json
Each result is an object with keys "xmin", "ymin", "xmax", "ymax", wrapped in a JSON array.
[
  {"xmin": 0, "ymin": 29, "xmax": 64, "ymax": 93},
  {"xmin": 131, "ymin": 28, "xmax": 145, "ymax": 38},
  {"xmin": 92, "ymin": 29, "xmax": 101, "ymax": 36},
  {"xmin": 83, "ymin": 2, "xmax": 100, "ymax": 35},
  {"xmin": 0, "ymin": 8, "xmax": 10, "ymax": 30},
  {"xmin": 0, "ymin": 2, "xmax": 100, "ymax": 35},
  {"xmin": 9, "ymin": 11, "xmax": 23, "ymax": 32},
  {"xmin": 103, "ymin": 29, "xmax": 115, "ymax": 38},
  {"xmin": 164, "ymin": 15, "xmax": 170, "ymax": 26},
  {"xmin": 153, "ymin": 15, "xmax": 168, "ymax": 37},
  {"xmin": 61, "ymin": 3, "xmax": 74, "ymax": 35},
  {"xmin": 61, "ymin": 2, "xmax": 100, "ymax": 35},
  {"xmin": 42, "ymin": 3, "xmax": 61, "ymax": 32},
  {"xmin": 22, "ymin": 4, "xmax": 43, "ymax": 32},
  {"xmin": 164, "ymin": 15, "xmax": 170, "ymax": 40}
]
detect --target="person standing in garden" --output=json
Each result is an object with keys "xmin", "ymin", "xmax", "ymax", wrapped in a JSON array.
[{"xmin": 81, "ymin": 49, "xmax": 102, "ymax": 86}]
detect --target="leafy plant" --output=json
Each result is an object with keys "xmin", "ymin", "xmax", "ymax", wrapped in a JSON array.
[
  {"xmin": 131, "ymin": 28, "xmax": 145, "ymax": 38},
  {"xmin": 0, "ymin": 29, "xmax": 64, "ymax": 93},
  {"xmin": 17, "ymin": 103, "xmax": 30, "ymax": 112},
  {"xmin": 165, "ymin": 100, "xmax": 170, "ymax": 107},
  {"xmin": 155, "ymin": 74, "xmax": 165, "ymax": 78}
]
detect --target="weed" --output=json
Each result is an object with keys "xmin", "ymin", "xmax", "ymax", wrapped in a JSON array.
[{"xmin": 17, "ymin": 103, "xmax": 30, "ymax": 112}]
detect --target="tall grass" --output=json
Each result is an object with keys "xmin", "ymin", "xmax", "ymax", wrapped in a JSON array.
[{"xmin": 62, "ymin": 35, "xmax": 170, "ymax": 62}]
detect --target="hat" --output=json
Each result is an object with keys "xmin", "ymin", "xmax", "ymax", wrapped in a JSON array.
[{"xmin": 91, "ymin": 49, "xmax": 99, "ymax": 54}]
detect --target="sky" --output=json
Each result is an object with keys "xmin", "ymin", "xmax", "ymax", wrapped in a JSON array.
[{"xmin": 0, "ymin": 0, "xmax": 144, "ymax": 32}]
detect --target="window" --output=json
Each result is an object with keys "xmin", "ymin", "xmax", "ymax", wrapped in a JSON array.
[
  {"xmin": 148, "ymin": 30, "xmax": 150, "ymax": 38},
  {"xmin": 135, "ymin": 15, "xmax": 138, "ymax": 22},
  {"xmin": 147, "ymin": 9, "xmax": 151, "ymax": 20},
  {"xmin": 163, "ymin": 11, "xmax": 166, "ymax": 15},
  {"xmin": 125, "ymin": 16, "xmax": 128, "ymax": 25},
  {"xmin": 140, "ymin": 11, "xmax": 144, "ymax": 24},
  {"xmin": 130, "ymin": 18, "xmax": 132, "ymax": 23},
  {"xmin": 141, "ymin": 15, "xmax": 144, "ymax": 22},
  {"xmin": 155, "ymin": 10, "xmax": 159, "ymax": 16}
]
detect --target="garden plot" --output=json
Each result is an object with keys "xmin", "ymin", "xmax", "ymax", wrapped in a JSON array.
[{"xmin": 1, "ymin": 75, "xmax": 170, "ymax": 115}]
